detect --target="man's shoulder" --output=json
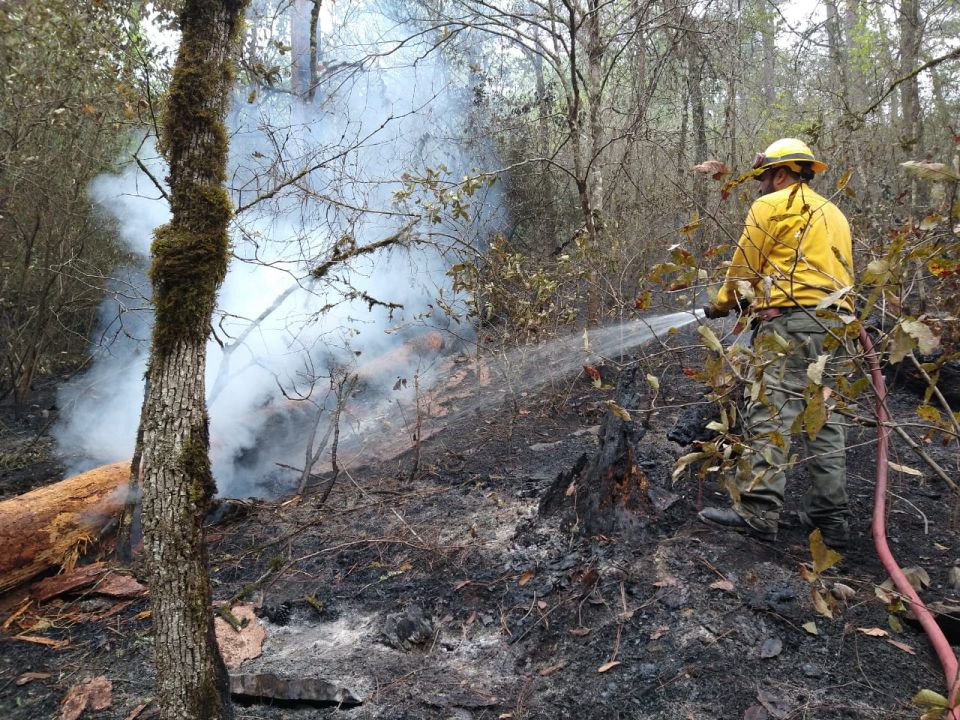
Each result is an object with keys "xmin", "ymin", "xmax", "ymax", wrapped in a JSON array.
[
  {"xmin": 747, "ymin": 186, "xmax": 795, "ymax": 217},
  {"xmin": 752, "ymin": 184, "xmax": 839, "ymax": 214}
]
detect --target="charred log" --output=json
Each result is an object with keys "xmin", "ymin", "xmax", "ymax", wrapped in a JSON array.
[
  {"xmin": 229, "ymin": 673, "xmax": 361, "ymax": 708},
  {"xmin": 541, "ymin": 364, "xmax": 671, "ymax": 539},
  {"xmin": 667, "ymin": 394, "xmax": 721, "ymax": 446}
]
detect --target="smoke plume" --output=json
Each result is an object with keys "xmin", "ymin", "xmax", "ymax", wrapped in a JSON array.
[{"xmin": 55, "ymin": 0, "xmax": 504, "ymax": 497}]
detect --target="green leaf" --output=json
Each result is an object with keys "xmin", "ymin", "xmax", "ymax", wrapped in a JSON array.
[{"xmin": 912, "ymin": 689, "xmax": 950, "ymax": 709}]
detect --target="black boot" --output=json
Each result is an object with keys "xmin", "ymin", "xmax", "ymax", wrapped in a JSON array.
[
  {"xmin": 798, "ymin": 511, "xmax": 849, "ymax": 549},
  {"xmin": 698, "ymin": 506, "xmax": 777, "ymax": 541}
]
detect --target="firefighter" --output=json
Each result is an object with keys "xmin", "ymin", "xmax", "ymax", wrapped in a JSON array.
[{"xmin": 698, "ymin": 138, "xmax": 854, "ymax": 548}]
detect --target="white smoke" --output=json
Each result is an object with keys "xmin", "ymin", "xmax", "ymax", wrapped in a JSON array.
[{"xmin": 54, "ymin": 0, "xmax": 504, "ymax": 496}]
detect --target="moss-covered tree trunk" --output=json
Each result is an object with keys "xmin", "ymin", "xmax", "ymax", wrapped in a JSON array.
[{"xmin": 139, "ymin": 1, "xmax": 247, "ymax": 719}]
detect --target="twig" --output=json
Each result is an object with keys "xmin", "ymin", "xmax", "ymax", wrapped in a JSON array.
[
  {"xmin": 888, "ymin": 490, "xmax": 930, "ymax": 535},
  {"xmin": 409, "ymin": 371, "xmax": 423, "ymax": 480},
  {"xmin": 889, "ymin": 422, "xmax": 960, "ymax": 494},
  {"xmin": 508, "ymin": 598, "xmax": 569, "ymax": 645},
  {"xmin": 315, "ymin": 374, "xmax": 355, "ymax": 505},
  {"xmin": 858, "ymin": 47, "xmax": 960, "ymax": 121},
  {"xmin": 907, "ymin": 353, "xmax": 960, "ymax": 442},
  {"xmin": 132, "ymin": 153, "xmax": 169, "ymax": 202},
  {"xmin": 341, "ymin": 467, "xmax": 426, "ymax": 544},
  {"xmin": 216, "ymin": 605, "xmax": 247, "ymax": 632}
]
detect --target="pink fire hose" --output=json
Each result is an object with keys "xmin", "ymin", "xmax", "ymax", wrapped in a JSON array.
[{"xmin": 860, "ymin": 326, "xmax": 960, "ymax": 716}]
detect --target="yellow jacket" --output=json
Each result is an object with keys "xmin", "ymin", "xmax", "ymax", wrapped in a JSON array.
[{"xmin": 715, "ymin": 183, "xmax": 854, "ymax": 312}]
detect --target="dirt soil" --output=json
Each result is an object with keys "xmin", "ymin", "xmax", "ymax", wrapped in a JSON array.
[{"xmin": 2, "ymin": 326, "xmax": 960, "ymax": 720}]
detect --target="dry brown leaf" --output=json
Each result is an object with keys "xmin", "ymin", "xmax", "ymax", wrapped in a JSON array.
[
  {"xmin": 569, "ymin": 627, "xmax": 590, "ymax": 637},
  {"xmin": 802, "ymin": 621, "xmax": 818, "ymax": 635},
  {"xmin": 809, "ymin": 529, "xmax": 842, "ymax": 574},
  {"xmin": 537, "ymin": 600, "xmax": 548, "ymax": 610},
  {"xmin": 538, "ymin": 661, "xmax": 567, "ymax": 677},
  {"xmin": 518, "ymin": 570, "xmax": 535, "ymax": 587},
  {"xmin": 16, "ymin": 672, "xmax": 51, "ymax": 686},
  {"xmin": 902, "ymin": 566, "xmax": 931, "ymax": 591},
  {"xmin": 464, "ymin": 610, "xmax": 477, "ymax": 627},
  {"xmin": 710, "ymin": 579, "xmax": 735, "ymax": 593},
  {"xmin": 888, "ymin": 639, "xmax": 916, "ymax": 655},
  {"xmin": 692, "ymin": 159, "xmax": 730, "ymax": 180},
  {"xmin": 452, "ymin": 580, "xmax": 472, "ymax": 591},
  {"xmin": 649, "ymin": 625, "xmax": 670, "ymax": 640},
  {"xmin": 831, "ymin": 583, "xmax": 856, "ymax": 602},
  {"xmin": 58, "ymin": 676, "xmax": 112, "ymax": 720},
  {"xmin": 214, "ymin": 603, "xmax": 266, "ymax": 669},
  {"xmin": 597, "ymin": 660, "xmax": 621, "ymax": 673},
  {"xmin": 564, "ymin": 482, "xmax": 577, "ymax": 497},
  {"xmin": 653, "ymin": 577, "xmax": 679, "ymax": 588},
  {"xmin": 811, "ymin": 588, "xmax": 833, "ymax": 619},
  {"xmin": 874, "ymin": 579, "xmax": 899, "ymax": 604},
  {"xmin": 133, "ymin": 610, "xmax": 151, "ymax": 621},
  {"xmin": 857, "ymin": 627, "xmax": 889, "ymax": 637}
]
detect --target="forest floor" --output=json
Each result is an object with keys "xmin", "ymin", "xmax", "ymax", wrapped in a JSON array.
[{"xmin": 2, "ymin": 325, "xmax": 960, "ymax": 720}]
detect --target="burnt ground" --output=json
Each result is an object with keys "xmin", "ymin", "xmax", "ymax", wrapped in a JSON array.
[{"xmin": 2, "ymin": 327, "xmax": 960, "ymax": 720}]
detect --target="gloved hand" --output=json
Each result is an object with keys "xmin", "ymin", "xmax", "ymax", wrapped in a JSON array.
[{"xmin": 702, "ymin": 303, "xmax": 729, "ymax": 319}]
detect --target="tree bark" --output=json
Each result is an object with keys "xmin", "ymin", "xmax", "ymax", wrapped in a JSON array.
[
  {"xmin": 761, "ymin": 4, "xmax": 776, "ymax": 107},
  {"xmin": 139, "ymin": 1, "xmax": 248, "ymax": 719},
  {"xmin": 897, "ymin": 0, "xmax": 922, "ymax": 153},
  {"xmin": 290, "ymin": 0, "xmax": 311, "ymax": 98},
  {"xmin": 307, "ymin": 0, "xmax": 322, "ymax": 102}
]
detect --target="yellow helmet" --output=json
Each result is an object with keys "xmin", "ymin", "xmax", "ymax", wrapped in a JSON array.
[{"xmin": 752, "ymin": 138, "xmax": 828, "ymax": 174}]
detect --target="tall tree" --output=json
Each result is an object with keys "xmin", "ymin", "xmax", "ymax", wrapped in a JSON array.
[
  {"xmin": 138, "ymin": 0, "xmax": 248, "ymax": 718},
  {"xmin": 898, "ymin": 0, "xmax": 923, "ymax": 153}
]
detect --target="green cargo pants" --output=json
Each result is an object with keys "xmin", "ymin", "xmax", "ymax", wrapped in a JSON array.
[{"xmin": 734, "ymin": 310, "xmax": 850, "ymax": 534}]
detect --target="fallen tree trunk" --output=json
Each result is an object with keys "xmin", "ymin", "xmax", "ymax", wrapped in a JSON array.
[{"xmin": 0, "ymin": 462, "xmax": 129, "ymax": 594}]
